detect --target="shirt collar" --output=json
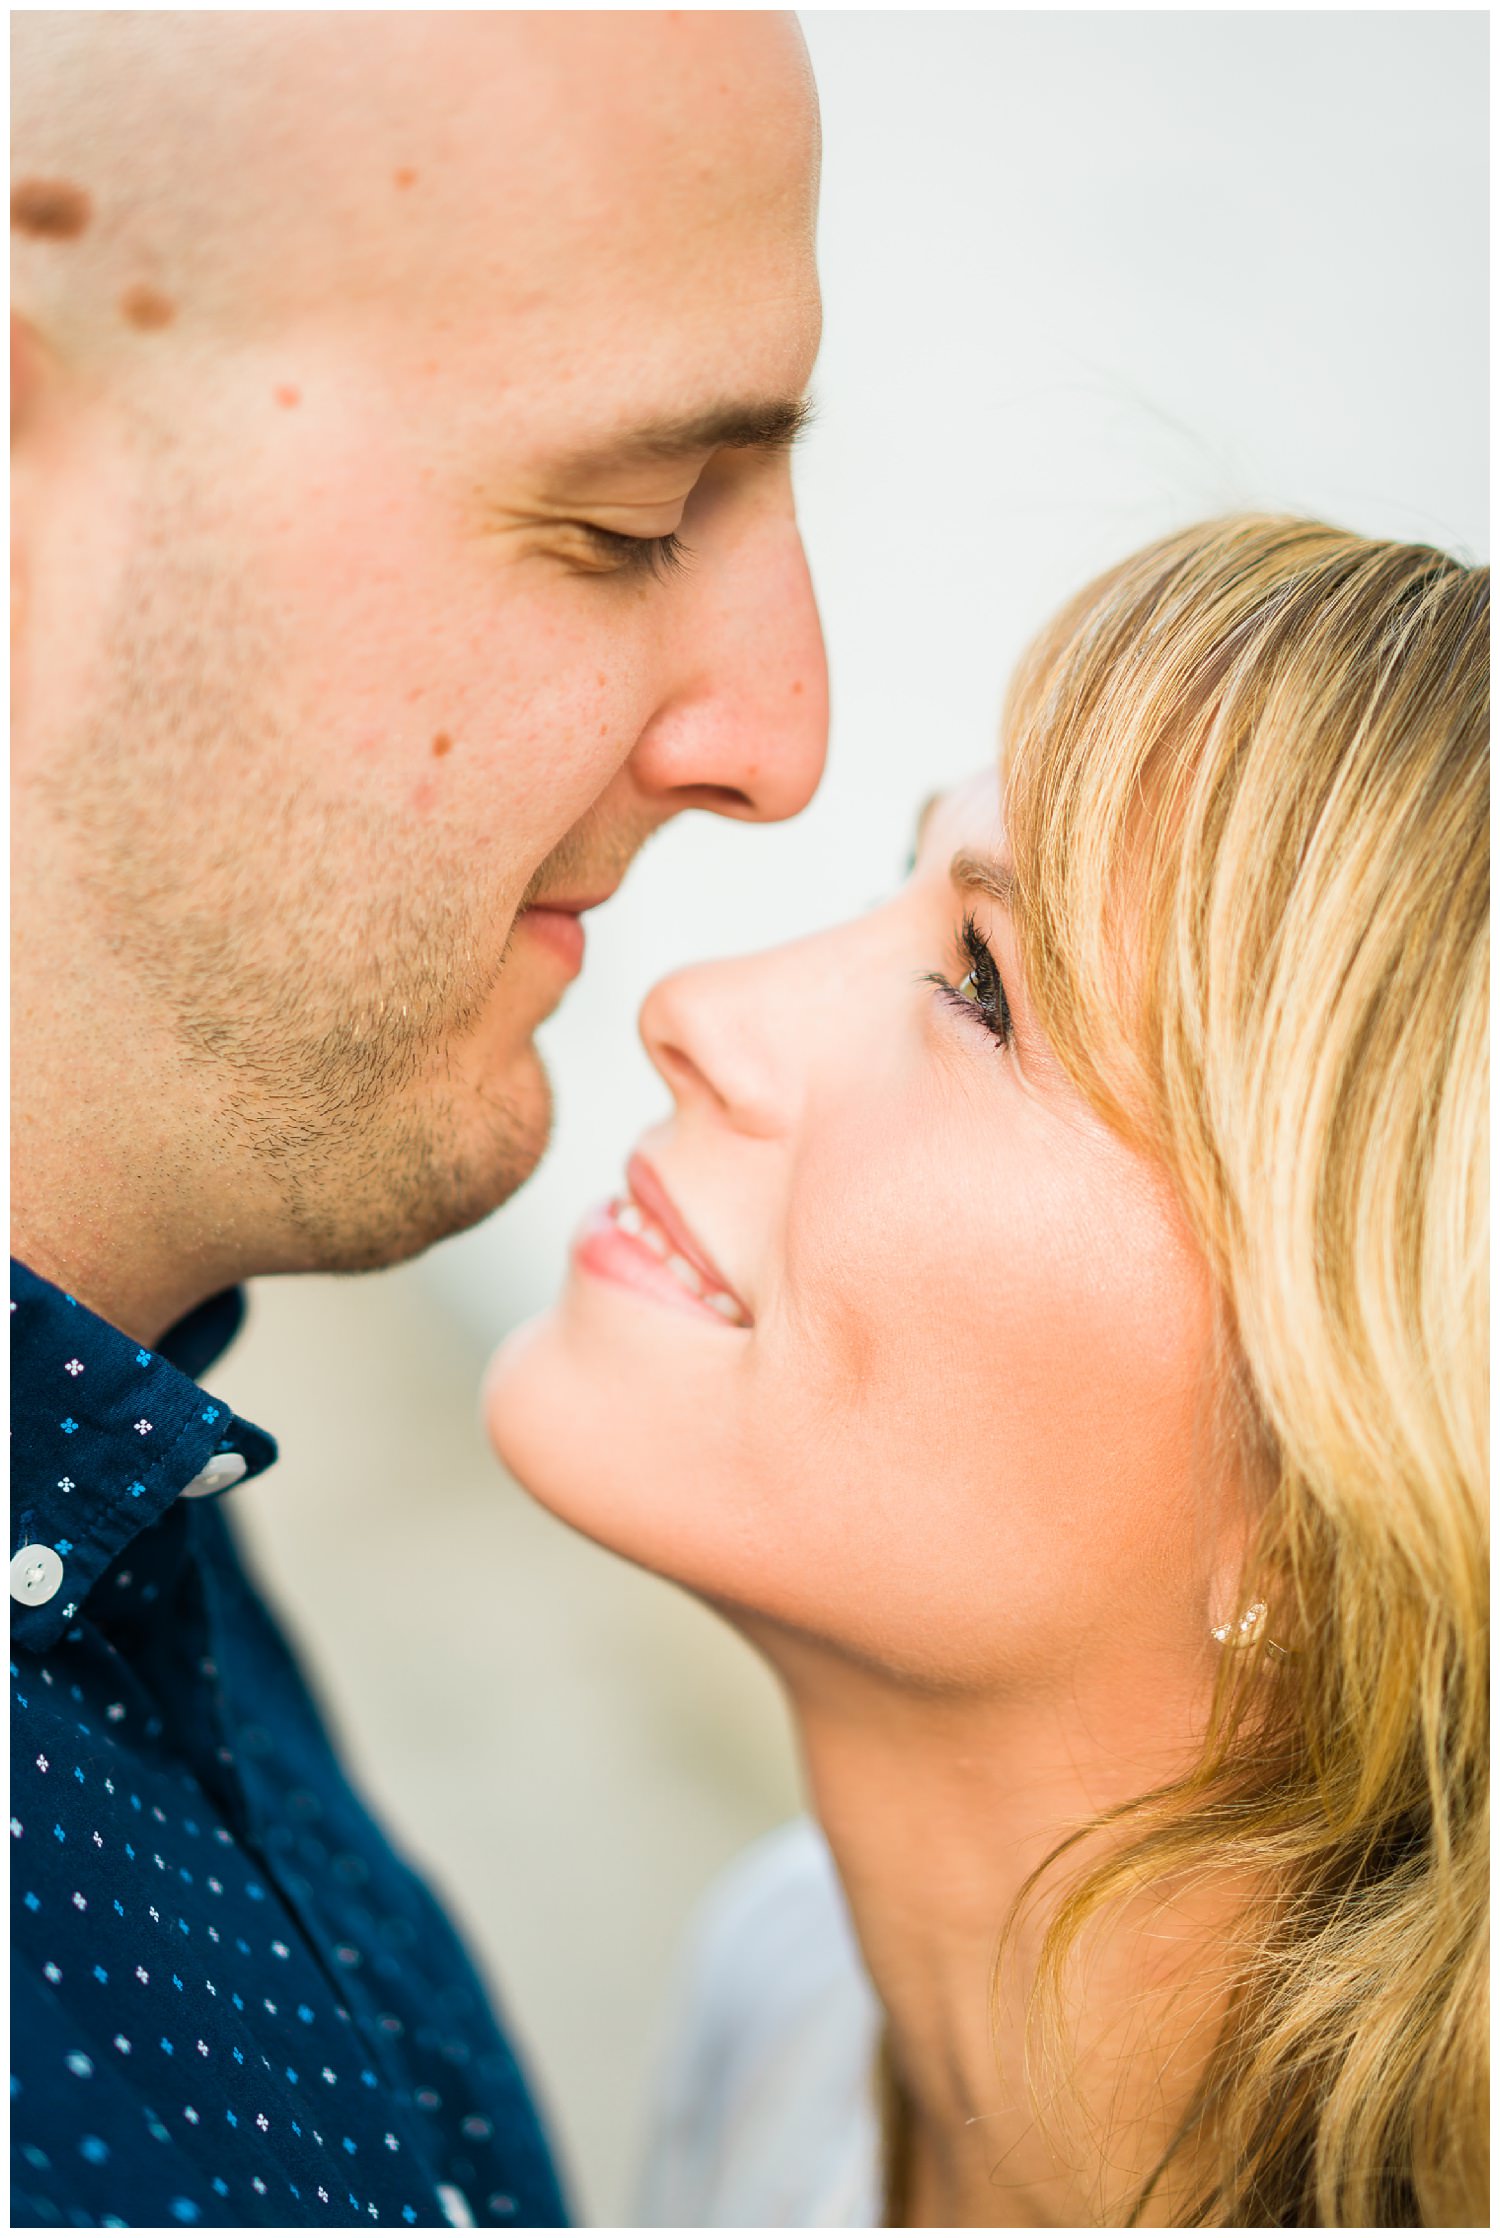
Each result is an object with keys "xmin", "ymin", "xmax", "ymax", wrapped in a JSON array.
[{"xmin": 10, "ymin": 1259, "xmax": 277, "ymax": 1652}]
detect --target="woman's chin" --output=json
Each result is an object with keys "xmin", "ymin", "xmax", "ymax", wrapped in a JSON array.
[
  {"xmin": 483, "ymin": 1312, "xmax": 567, "ymax": 1497},
  {"xmin": 482, "ymin": 1292, "xmax": 758, "ymax": 1599},
  {"xmin": 484, "ymin": 1303, "xmax": 677, "ymax": 1547}
]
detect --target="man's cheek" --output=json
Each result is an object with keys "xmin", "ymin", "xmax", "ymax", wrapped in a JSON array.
[
  {"xmin": 419, "ymin": 664, "xmax": 654, "ymax": 881},
  {"xmin": 291, "ymin": 581, "xmax": 632, "ymax": 846},
  {"xmin": 247, "ymin": 437, "xmax": 658, "ymax": 830}
]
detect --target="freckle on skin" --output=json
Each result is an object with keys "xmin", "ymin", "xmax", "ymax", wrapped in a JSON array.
[
  {"xmin": 431, "ymin": 732, "xmax": 453, "ymax": 758},
  {"xmin": 393, "ymin": 167, "xmax": 418, "ymax": 190},
  {"xmin": 120, "ymin": 283, "xmax": 176, "ymax": 331},
  {"xmin": 11, "ymin": 178, "xmax": 92, "ymax": 239},
  {"xmin": 273, "ymin": 385, "xmax": 301, "ymax": 410},
  {"xmin": 791, "ymin": 680, "xmax": 804, "ymax": 696}
]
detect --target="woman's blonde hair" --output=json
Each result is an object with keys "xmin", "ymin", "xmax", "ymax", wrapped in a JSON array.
[{"xmin": 1000, "ymin": 515, "xmax": 1488, "ymax": 2225}]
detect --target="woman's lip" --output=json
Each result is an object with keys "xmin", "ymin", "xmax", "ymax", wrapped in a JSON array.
[
  {"xmin": 625, "ymin": 1151, "xmax": 747, "ymax": 1315},
  {"xmin": 570, "ymin": 1204, "xmax": 748, "ymax": 1328},
  {"xmin": 516, "ymin": 906, "xmax": 585, "ymax": 975}
]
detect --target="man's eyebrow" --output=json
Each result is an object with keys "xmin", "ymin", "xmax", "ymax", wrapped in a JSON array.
[
  {"xmin": 949, "ymin": 847, "xmax": 1015, "ymax": 910},
  {"xmin": 556, "ymin": 394, "xmax": 815, "ymax": 474}
]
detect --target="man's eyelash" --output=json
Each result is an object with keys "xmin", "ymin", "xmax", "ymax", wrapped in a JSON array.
[
  {"xmin": 580, "ymin": 526, "xmax": 692, "ymax": 581},
  {"xmin": 922, "ymin": 912, "xmax": 1014, "ymax": 1048}
]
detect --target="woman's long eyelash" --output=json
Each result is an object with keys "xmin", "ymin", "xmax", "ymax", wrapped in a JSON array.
[
  {"xmin": 923, "ymin": 911, "xmax": 1014, "ymax": 1048},
  {"xmin": 585, "ymin": 526, "xmax": 692, "ymax": 581}
]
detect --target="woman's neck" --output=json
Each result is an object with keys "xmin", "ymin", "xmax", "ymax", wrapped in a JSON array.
[{"xmin": 765, "ymin": 1636, "xmax": 1234, "ymax": 2228}]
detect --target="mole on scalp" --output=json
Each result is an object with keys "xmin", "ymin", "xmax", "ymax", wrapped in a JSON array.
[
  {"xmin": 120, "ymin": 283, "xmax": 176, "ymax": 331},
  {"xmin": 11, "ymin": 177, "xmax": 92, "ymax": 240}
]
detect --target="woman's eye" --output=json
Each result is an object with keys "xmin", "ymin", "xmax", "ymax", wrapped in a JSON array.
[{"xmin": 925, "ymin": 913, "xmax": 1014, "ymax": 1048}]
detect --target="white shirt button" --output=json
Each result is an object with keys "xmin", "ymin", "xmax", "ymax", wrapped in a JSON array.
[
  {"xmin": 10, "ymin": 1543, "xmax": 65, "ymax": 1606},
  {"xmin": 180, "ymin": 1451, "xmax": 248, "ymax": 1500}
]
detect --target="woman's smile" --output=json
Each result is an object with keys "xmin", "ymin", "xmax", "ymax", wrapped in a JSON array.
[{"xmin": 571, "ymin": 1187, "xmax": 752, "ymax": 1328}]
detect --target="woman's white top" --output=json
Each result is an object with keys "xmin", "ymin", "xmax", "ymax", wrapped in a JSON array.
[{"xmin": 636, "ymin": 1817, "xmax": 884, "ymax": 2228}]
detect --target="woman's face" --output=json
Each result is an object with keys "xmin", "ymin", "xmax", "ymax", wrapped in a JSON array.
[{"xmin": 486, "ymin": 772, "xmax": 1230, "ymax": 1695}]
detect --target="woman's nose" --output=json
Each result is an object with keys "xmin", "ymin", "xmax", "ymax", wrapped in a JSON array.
[
  {"xmin": 639, "ymin": 953, "xmax": 793, "ymax": 1139},
  {"xmin": 640, "ymin": 905, "xmax": 889, "ymax": 1138}
]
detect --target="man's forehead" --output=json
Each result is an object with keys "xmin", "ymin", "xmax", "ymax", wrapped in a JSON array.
[
  {"xmin": 354, "ymin": 19, "xmax": 821, "ymax": 419},
  {"xmin": 365, "ymin": 14, "xmax": 820, "ymax": 259}
]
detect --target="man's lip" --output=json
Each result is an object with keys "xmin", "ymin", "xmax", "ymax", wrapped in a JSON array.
[
  {"xmin": 523, "ymin": 885, "xmax": 620, "ymax": 915},
  {"xmin": 625, "ymin": 1152, "xmax": 749, "ymax": 1318},
  {"xmin": 513, "ymin": 883, "xmax": 621, "ymax": 978},
  {"xmin": 517, "ymin": 907, "xmax": 586, "ymax": 975}
]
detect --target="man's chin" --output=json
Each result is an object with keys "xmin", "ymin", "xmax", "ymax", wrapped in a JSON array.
[{"xmin": 274, "ymin": 1054, "xmax": 554, "ymax": 1275}]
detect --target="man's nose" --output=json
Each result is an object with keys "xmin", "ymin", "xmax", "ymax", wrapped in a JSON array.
[{"xmin": 623, "ymin": 487, "xmax": 828, "ymax": 823}]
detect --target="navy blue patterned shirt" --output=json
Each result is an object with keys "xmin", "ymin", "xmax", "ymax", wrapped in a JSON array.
[{"xmin": 11, "ymin": 1261, "xmax": 569, "ymax": 2230}]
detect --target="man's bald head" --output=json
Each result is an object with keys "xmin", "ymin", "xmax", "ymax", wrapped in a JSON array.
[{"xmin": 13, "ymin": 11, "xmax": 818, "ymax": 372}]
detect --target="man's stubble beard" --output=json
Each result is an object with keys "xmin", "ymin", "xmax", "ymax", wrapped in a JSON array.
[{"xmin": 43, "ymin": 484, "xmax": 555, "ymax": 1276}]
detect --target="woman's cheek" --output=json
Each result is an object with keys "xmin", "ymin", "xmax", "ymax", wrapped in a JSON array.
[{"xmin": 752, "ymin": 1113, "xmax": 1218, "ymax": 1670}]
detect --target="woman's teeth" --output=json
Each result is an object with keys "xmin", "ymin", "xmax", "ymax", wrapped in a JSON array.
[{"xmin": 610, "ymin": 1197, "xmax": 747, "ymax": 1323}]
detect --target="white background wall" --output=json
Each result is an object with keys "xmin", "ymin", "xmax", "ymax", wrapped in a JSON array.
[
  {"xmin": 422, "ymin": 5, "xmax": 1489, "ymax": 1348},
  {"xmin": 225, "ymin": 12, "xmax": 1488, "ymax": 2223}
]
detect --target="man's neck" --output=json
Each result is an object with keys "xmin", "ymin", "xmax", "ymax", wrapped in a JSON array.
[
  {"xmin": 762, "ymin": 1632, "xmax": 1234, "ymax": 2228},
  {"xmin": 11, "ymin": 1204, "xmax": 223, "ymax": 1349}
]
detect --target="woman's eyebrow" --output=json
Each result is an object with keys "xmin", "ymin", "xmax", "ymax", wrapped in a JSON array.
[
  {"xmin": 912, "ymin": 790, "xmax": 942, "ymax": 846},
  {"xmin": 949, "ymin": 847, "xmax": 1015, "ymax": 909},
  {"xmin": 904, "ymin": 790, "xmax": 944, "ymax": 872}
]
